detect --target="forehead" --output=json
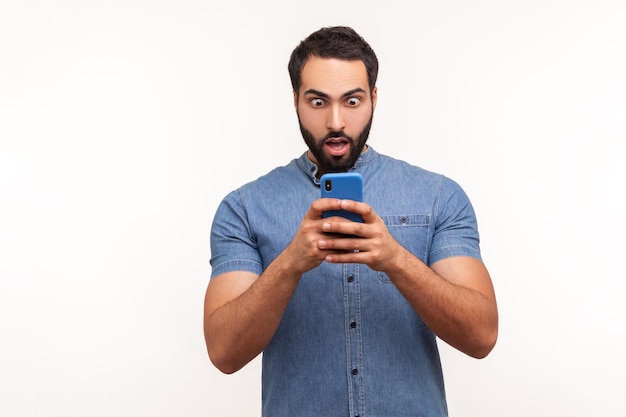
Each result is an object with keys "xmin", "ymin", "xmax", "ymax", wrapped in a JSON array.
[{"xmin": 299, "ymin": 56, "xmax": 369, "ymax": 96}]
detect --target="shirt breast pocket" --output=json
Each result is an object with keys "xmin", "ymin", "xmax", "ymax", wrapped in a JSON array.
[{"xmin": 378, "ymin": 214, "xmax": 431, "ymax": 283}]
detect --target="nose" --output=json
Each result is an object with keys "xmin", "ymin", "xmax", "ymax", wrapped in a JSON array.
[{"xmin": 326, "ymin": 103, "xmax": 345, "ymax": 132}]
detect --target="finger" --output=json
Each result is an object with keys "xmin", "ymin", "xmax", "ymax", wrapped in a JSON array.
[
  {"xmin": 322, "ymin": 219, "xmax": 366, "ymax": 238},
  {"xmin": 325, "ymin": 251, "xmax": 363, "ymax": 264},
  {"xmin": 308, "ymin": 198, "xmax": 343, "ymax": 219},
  {"xmin": 338, "ymin": 200, "xmax": 378, "ymax": 223},
  {"xmin": 319, "ymin": 234, "xmax": 367, "ymax": 252}
]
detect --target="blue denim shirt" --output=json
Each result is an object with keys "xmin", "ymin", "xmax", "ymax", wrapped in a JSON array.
[{"xmin": 210, "ymin": 147, "xmax": 482, "ymax": 417}]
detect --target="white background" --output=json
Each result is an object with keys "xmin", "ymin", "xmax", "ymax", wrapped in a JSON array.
[{"xmin": 1, "ymin": 1, "xmax": 625, "ymax": 416}]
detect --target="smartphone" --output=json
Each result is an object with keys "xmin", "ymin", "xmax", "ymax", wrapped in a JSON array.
[{"xmin": 320, "ymin": 172, "xmax": 363, "ymax": 223}]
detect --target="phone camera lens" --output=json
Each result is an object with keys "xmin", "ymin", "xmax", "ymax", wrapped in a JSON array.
[{"xmin": 324, "ymin": 180, "xmax": 332, "ymax": 192}]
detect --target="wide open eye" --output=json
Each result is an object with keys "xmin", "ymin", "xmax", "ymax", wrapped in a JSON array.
[
  {"xmin": 346, "ymin": 97, "xmax": 361, "ymax": 106},
  {"xmin": 310, "ymin": 98, "xmax": 324, "ymax": 107}
]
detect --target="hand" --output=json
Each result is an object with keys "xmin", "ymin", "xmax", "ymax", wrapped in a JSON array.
[
  {"xmin": 281, "ymin": 198, "xmax": 357, "ymax": 275},
  {"xmin": 316, "ymin": 200, "xmax": 404, "ymax": 272}
]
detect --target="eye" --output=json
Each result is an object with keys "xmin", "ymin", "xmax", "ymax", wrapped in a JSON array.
[
  {"xmin": 346, "ymin": 97, "xmax": 361, "ymax": 106},
  {"xmin": 310, "ymin": 98, "xmax": 324, "ymax": 107}
]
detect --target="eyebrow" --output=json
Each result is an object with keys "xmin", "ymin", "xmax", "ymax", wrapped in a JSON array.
[{"xmin": 303, "ymin": 87, "xmax": 367, "ymax": 99}]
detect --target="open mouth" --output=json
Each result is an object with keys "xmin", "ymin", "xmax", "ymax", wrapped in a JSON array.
[{"xmin": 324, "ymin": 138, "xmax": 349, "ymax": 156}]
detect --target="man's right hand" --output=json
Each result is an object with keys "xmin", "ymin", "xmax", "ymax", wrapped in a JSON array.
[
  {"xmin": 281, "ymin": 197, "xmax": 355, "ymax": 274},
  {"xmin": 203, "ymin": 198, "xmax": 356, "ymax": 373}
]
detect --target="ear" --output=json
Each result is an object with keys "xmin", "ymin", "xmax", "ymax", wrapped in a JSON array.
[
  {"xmin": 371, "ymin": 86, "xmax": 378, "ymax": 110},
  {"xmin": 293, "ymin": 90, "xmax": 298, "ymax": 109}
]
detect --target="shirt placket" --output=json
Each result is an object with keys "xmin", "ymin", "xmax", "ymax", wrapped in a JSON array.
[{"xmin": 344, "ymin": 263, "xmax": 364, "ymax": 417}]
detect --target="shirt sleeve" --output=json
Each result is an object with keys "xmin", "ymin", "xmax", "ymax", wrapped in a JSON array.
[
  {"xmin": 209, "ymin": 189, "xmax": 264, "ymax": 279},
  {"xmin": 428, "ymin": 176, "xmax": 482, "ymax": 265}
]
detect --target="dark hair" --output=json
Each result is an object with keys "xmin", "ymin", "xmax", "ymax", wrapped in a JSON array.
[{"xmin": 288, "ymin": 26, "xmax": 379, "ymax": 96}]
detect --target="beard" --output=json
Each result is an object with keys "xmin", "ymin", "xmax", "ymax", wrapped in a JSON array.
[{"xmin": 298, "ymin": 113, "xmax": 373, "ymax": 173}]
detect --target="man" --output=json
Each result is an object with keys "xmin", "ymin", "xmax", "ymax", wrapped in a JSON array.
[{"xmin": 204, "ymin": 26, "xmax": 498, "ymax": 416}]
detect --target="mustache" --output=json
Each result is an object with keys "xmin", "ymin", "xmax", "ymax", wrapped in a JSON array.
[{"xmin": 323, "ymin": 131, "xmax": 350, "ymax": 140}]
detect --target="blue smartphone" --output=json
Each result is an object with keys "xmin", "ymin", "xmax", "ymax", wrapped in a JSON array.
[{"xmin": 320, "ymin": 172, "xmax": 363, "ymax": 223}]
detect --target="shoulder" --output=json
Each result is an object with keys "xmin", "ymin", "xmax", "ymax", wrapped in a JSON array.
[
  {"xmin": 217, "ymin": 158, "xmax": 303, "ymax": 206},
  {"xmin": 365, "ymin": 150, "xmax": 474, "ymax": 213},
  {"xmin": 369, "ymin": 151, "xmax": 450, "ymax": 188},
  {"xmin": 238, "ymin": 157, "xmax": 306, "ymax": 194},
  {"xmin": 214, "ymin": 155, "xmax": 315, "ymax": 226}
]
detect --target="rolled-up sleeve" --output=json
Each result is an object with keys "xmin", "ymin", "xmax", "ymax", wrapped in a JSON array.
[
  {"xmin": 210, "ymin": 189, "xmax": 264, "ymax": 278},
  {"xmin": 429, "ymin": 176, "xmax": 482, "ymax": 265}
]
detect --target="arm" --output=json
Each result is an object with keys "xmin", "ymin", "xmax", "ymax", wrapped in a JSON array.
[
  {"xmin": 380, "ymin": 251, "xmax": 497, "ymax": 358},
  {"xmin": 318, "ymin": 200, "xmax": 498, "ymax": 358},
  {"xmin": 204, "ymin": 261, "xmax": 299, "ymax": 374},
  {"xmin": 204, "ymin": 199, "xmax": 352, "ymax": 373}
]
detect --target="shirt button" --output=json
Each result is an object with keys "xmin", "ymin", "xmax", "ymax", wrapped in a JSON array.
[
  {"xmin": 350, "ymin": 321, "xmax": 357, "ymax": 329},
  {"xmin": 351, "ymin": 367, "xmax": 358, "ymax": 376},
  {"xmin": 347, "ymin": 275, "xmax": 354, "ymax": 282}
]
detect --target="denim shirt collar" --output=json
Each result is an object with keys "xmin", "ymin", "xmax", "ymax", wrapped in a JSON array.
[{"xmin": 295, "ymin": 145, "xmax": 379, "ymax": 185}]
